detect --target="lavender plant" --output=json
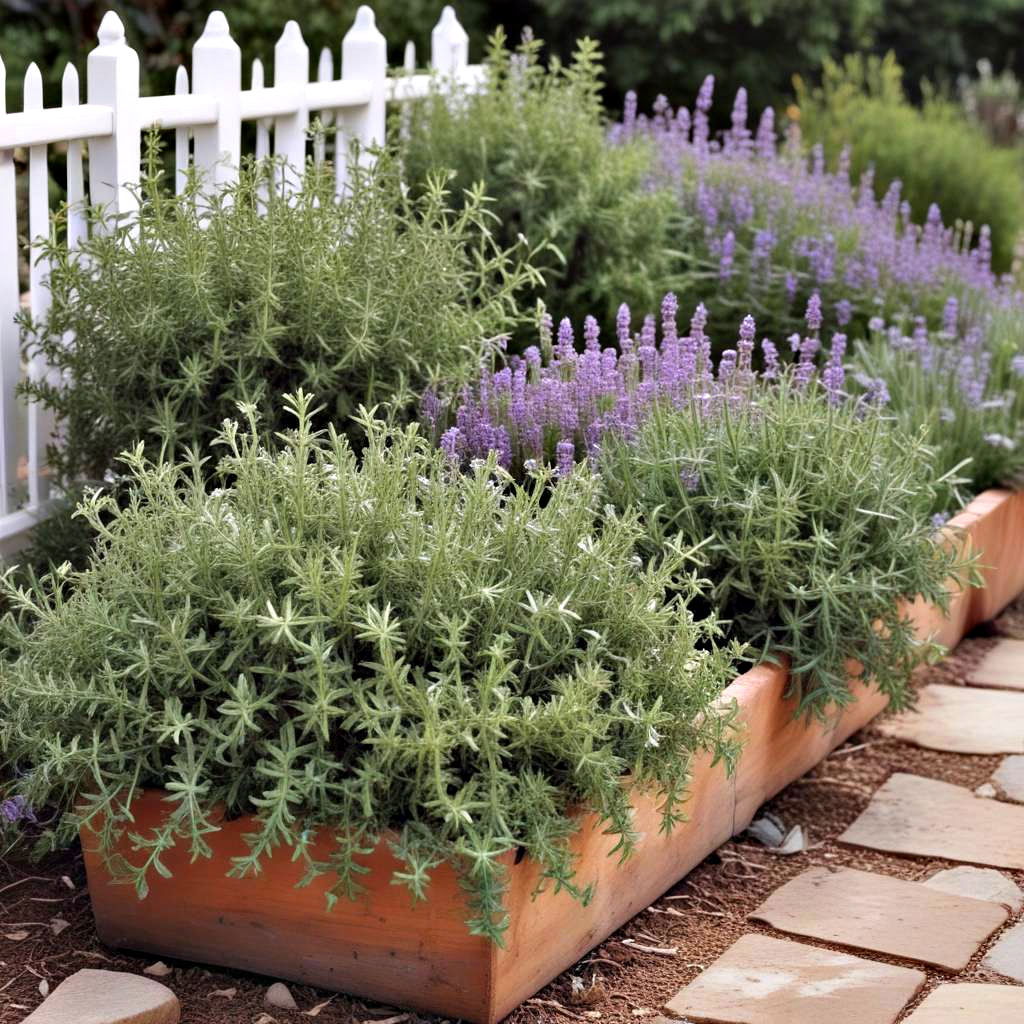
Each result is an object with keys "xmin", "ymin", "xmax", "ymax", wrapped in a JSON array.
[
  {"xmin": 852, "ymin": 302, "xmax": 1024, "ymax": 513},
  {"xmin": 431, "ymin": 295, "xmax": 973, "ymax": 714},
  {"xmin": 0, "ymin": 392, "xmax": 739, "ymax": 943},
  {"xmin": 612, "ymin": 77, "xmax": 1024, "ymax": 345}
]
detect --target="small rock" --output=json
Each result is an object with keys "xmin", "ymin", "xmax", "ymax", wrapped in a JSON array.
[
  {"xmin": 144, "ymin": 961, "xmax": 173, "ymax": 978},
  {"xmin": 265, "ymin": 982, "xmax": 299, "ymax": 1010},
  {"xmin": 975, "ymin": 782, "xmax": 997, "ymax": 798},
  {"xmin": 923, "ymin": 866, "xmax": 1024, "ymax": 914},
  {"xmin": 21, "ymin": 968, "xmax": 180, "ymax": 1023},
  {"xmin": 982, "ymin": 921, "xmax": 1024, "ymax": 983},
  {"xmin": 992, "ymin": 755, "xmax": 1024, "ymax": 803}
]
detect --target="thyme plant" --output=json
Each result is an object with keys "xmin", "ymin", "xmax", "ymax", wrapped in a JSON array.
[
  {"xmin": 0, "ymin": 393, "xmax": 738, "ymax": 942},
  {"xmin": 19, "ymin": 141, "xmax": 538, "ymax": 487},
  {"xmin": 599, "ymin": 378, "xmax": 974, "ymax": 716}
]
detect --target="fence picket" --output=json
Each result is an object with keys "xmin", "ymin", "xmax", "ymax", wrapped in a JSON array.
[
  {"xmin": 338, "ymin": 7, "xmax": 387, "ymax": 196},
  {"xmin": 192, "ymin": 11, "xmax": 242, "ymax": 188},
  {"xmin": 86, "ymin": 12, "xmax": 140, "ymax": 221},
  {"xmin": 273, "ymin": 21, "xmax": 309, "ymax": 191},
  {"xmin": 0, "ymin": 55, "xmax": 19, "ymax": 517},
  {"xmin": 174, "ymin": 66, "xmax": 191, "ymax": 194},
  {"xmin": 251, "ymin": 58, "xmax": 270, "ymax": 163},
  {"xmin": 431, "ymin": 5, "xmax": 469, "ymax": 74},
  {"xmin": 62, "ymin": 64, "xmax": 87, "ymax": 249},
  {"xmin": 24, "ymin": 63, "xmax": 50, "ymax": 508},
  {"xmin": 314, "ymin": 47, "xmax": 335, "ymax": 167}
]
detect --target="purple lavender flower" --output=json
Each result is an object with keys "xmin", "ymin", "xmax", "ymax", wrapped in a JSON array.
[
  {"xmin": 556, "ymin": 439, "xmax": 576, "ymax": 477},
  {"xmin": 1012, "ymin": 355, "xmax": 1024, "ymax": 378},
  {"xmin": 822, "ymin": 333, "xmax": 847, "ymax": 405},
  {"xmin": 1, "ymin": 796, "xmax": 35, "ymax": 824},
  {"xmin": 440, "ymin": 427, "xmax": 462, "ymax": 462},
  {"xmin": 761, "ymin": 339, "xmax": 780, "ymax": 380},
  {"xmin": 805, "ymin": 293, "xmax": 822, "ymax": 333}
]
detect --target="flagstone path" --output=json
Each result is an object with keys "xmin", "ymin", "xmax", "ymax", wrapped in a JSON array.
[{"xmin": 662, "ymin": 632, "xmax": 1024, "ymax": 1023}]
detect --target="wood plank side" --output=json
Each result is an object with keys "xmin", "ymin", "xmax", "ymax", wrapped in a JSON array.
[{"xmin": 82, "ymin": 793, "xmax": 495, "ymax": 1021}]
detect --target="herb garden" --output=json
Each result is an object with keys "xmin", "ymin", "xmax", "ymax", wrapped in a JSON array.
[{"xmin": 1, "ymin": 4, "xmax": 1023, "ymax": 1024}]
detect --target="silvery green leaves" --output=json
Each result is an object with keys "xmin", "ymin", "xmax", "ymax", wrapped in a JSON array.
[
  {"xmin": 599, "ymin": 379, "xmax": 975, "ymax": 717},
  {"xmin": 0, "ymin": 392, "xmax": 739, "ymax": 943}
]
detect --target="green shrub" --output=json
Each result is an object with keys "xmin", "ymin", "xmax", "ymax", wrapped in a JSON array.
[
  {"xmin": 599, "ymin": 378, "xmax": 973, "ymax": 716},
  {"xmin": 19, "ymin": 142, "xmax": 537, "ymax": 488},
  {"xmin": 0, "ymin": 392, "xmax": 739, "ymax": 942},
  {"xmin": 400, "ymin": 30, "xmax": 679, "ymax": 328},
  {"xmin": 794, "ymin": 53, "xmax": 1024, "ymax": 271}
]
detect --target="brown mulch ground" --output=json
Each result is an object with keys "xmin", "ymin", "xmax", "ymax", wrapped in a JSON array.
[{"xmin": 2, "ymin": 599, "xmax": 1023, "ymax": 1024}]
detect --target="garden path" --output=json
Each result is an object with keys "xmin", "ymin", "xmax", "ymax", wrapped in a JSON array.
[{"xmin": 662, "ymin": 632, "xmax": 1024, "ymax": 1023}]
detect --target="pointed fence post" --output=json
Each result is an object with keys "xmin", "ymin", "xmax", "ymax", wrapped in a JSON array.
[
  {"xmin": 62, "ymin": 63, "xmax": 87, "ymax": 248},
  {"xmin": 87, "ymin": 11, "xmax": 140, "ymax": 221},
  {"xmin": 338, "ymin": 5, "xmax": 386, "ymax": 195},
  {"xmin": 0, "ymin": 55, "xmax": 19, "ymax": 515},
  {"xmin": 24, "ymin": 63, "xmax": 51, "ymax": 507},
  {"xmin": 431, "ymin": 6, "xmax": 469, "ymax": 75},
  {"xmin": 192, "ymin": 11, "xmax": 241, "ymax": 189},
  {"xmin": 273, "ymin": 21, "xmax": 309, "ymax": 191},
  {"xmin": 173, "ymin": 66, "xmax": 191, "ymax": 194},
  {"xmin": 314, "ymin": 47, "xmax": 334, "ymax": 167}
]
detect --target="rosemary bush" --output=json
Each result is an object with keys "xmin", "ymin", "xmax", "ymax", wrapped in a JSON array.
[
  {"xmin": 599, "ymin": 378, "xmax": 972, "ymax": 715},
  {"xmin": 19, "ymin": 143, "xmax": 537, "ymax": 487},
  {"xmin": 0, "ymin": 393, "xmax": 738, "ymax": 941},
  {"xmin": 400, "ymin": 30, "xmax": 678, "ymax": 326}
]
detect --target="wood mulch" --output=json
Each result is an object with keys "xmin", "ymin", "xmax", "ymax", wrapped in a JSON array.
[{"xmin": 2, "ymin": 597, "xmax": 1022, "ymax": 1024}]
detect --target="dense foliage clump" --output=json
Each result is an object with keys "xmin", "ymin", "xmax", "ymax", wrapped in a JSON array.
[
  {"xmin": 599, "ymin": 378, "xmax": 973, "ymax": 716},
  {"xmin": 19, "ymin": 145, "xmax": 537, "ymax": 487},
  {"xmin": 400, "ymin": 30, "xmax": 678, "ymax": 327},
  {"xmin": 0, "ymin": 393, "xmax": 739, "ymax": 942},
  {"xmin": 432, "ymin": 294, "xmax": 974, "ymax": 713}
]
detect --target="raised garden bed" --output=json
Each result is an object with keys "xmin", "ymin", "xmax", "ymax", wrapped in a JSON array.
[{"xmin": 82, "ymin": 487, "xmax": 1024, "ymax": 1024}]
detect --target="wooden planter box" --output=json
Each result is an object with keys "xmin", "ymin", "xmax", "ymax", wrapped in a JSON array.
[{"xmin": 82, "ymin": 488, "xmax": 1024, "ymax": 1024}]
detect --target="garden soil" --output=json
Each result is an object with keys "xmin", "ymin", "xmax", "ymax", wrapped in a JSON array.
[{"xmin": 2, "ymin": 599, "xmax": 1022, "ymax": 1024}]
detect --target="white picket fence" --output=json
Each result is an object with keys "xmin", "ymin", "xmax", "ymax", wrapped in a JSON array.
[{"xmin": 0, "ymin": 4, "xmax": 482, "ymax": 556}]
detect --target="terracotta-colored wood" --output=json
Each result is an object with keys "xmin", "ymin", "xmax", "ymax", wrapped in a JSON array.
[{"xmin": 82, "ymin": 488, "xmax": 1024, "ymax": 1023}]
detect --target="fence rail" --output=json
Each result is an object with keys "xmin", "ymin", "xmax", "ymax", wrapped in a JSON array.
[{"xmin": 0, "ymin": 4, "xmax": 481, "ymax": 556}]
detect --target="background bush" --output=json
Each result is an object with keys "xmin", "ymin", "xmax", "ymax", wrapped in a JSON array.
[
  {"xmin": 401, "ymin": 31, "xmax": 679, "ymax": 328},
  {"xmin": 793, "ymin": 53, "xmax": 1024, "ymax": 271},
  {"xmin": 0, "ymin": 393, "xmax": 738, "ymax": 941},
  {"xmin": 7, "ymin": 0, "xmax": 1024, "ymax": 131},
  {"xmin": 20, "ymin": 144, "xmax": 535, "ymax": 488}
]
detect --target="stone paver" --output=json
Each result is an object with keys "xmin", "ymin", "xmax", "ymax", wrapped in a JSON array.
[
  {"xmin": 839, "ymin": 773, "xmax": 1024, "ymax": 870},
  {"xmin": 664, "ymin": 933, "xmax": 924, "ymax": 1024},
  {"xmin": 981, "ymin": 921, "xmax": 1024, "ymax": 983},
  {"xmin": 748, "ymin": 866, "xmax": 1007, "ymax": 971},
  {"xmin": 923, "ymin": 866, "xmax": 1024, "ymax": 914},
  {"xmin": 22, "ymin": 969, "xmax": 180, "ymax": 1024},
  {"xmin": 903, "ymin": 983, "xmax": 1024, "ymax": 1022},
  {"xmin": 966, "ymin": 638, "xmax": 1024, "ymax": 691},
  {"xmin": 876, "ymin": 685, "xmax": 1024, "ymax": 754},
  {"xmin": 992, "ymin": 754, "xmax": 1024, "ymax": 802}
]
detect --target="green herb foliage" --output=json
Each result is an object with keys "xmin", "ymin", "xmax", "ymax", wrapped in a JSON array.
[
  {"xmin": 19, "ymin": 140, "xmax": 537, "ymax": 488},
  {"xmin": 0, "ymin": 393, "xmax": 738, "ymax": 942},
  {"xmin": 399, "ymin": 30, "xmax": 679, "ymax": 328},
  {"xmin": 599, "ymin": 379, "xmax": 973, "ymax": 716}
]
